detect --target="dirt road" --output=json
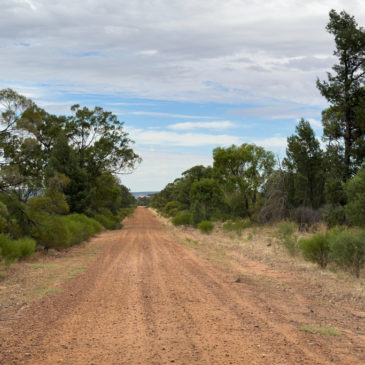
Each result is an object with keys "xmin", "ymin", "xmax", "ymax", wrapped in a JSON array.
[{"xmin": 0, "ymin": 207, "xmax": 363, "ymax": 364}]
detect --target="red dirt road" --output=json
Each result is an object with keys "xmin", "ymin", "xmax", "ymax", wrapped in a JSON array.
[{"xmin": 0, "ymin": 207, "xmax": 363, "ymax": 364}]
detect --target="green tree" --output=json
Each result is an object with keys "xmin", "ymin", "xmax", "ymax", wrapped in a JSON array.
[
  {"xmin": 190, "ymin": 178, "xmax": 224, "ymax": 224},
  {"xmin": 66, "ymin": 104, "xmax": 140, "ymax": 177},
  {"xmin": 345, "ymin": 163, "xmax": 365, "ymax": 226},
  {"xmin": 213, "ymin": 144, "xmax": 274, "ymax": 217},
  {"xmin": 284, "ymin": 119, "xmax": 324, "ymax": 208},
  {"xmin": 0, "ymin": 89, "xmax": 140, "ymax": 244},
  {"xmin": 317, "ymin": 10, "xmax": 365, "ymax": 178},
  {"xmin": 0, "ymin": 88, "xmax": 33, "ymax": 137}
]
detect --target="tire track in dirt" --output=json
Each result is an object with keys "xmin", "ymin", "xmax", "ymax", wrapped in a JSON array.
[{"xmin": 0, "ymin": 207, "xmax": 363, "ymax": 364}]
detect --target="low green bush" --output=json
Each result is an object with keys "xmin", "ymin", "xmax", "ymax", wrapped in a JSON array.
[
  {"xmin": 172, "ymin": 210, "xmax": 192, "ymax": 226},
  {"xmin": 93, "ymin": 214, "xmax": 122, "ymax": 230},
  {"xmin": 222, "ymin": 218, "xmax": 251, "ymax": 235},
  {"xmin": 324, "ymin": 206, "xmax": 347, "ymax": 227},
  {"xmin": 67, "ymin": 214, "xmax": 102, "ymax": 235},
  {"xmin": 329, "ymin": 228, "xmax": 365, "ymax": 278},
  {"xmin": 62, "ymin": 214, "xmax": 102, "ymax": 246},
  {"xmin": 0, "ymin": 234, "xmax": 36, "ymax": 263},
  {"xmin": 118, "ymin": 207, "xmax": 135, "ymax": 218},
  {"xmin": 299, "ymin": 232, "xmax": 331, "ymax": 268},
  {"xmin": 276, "ymin": 221, "xmax": 299, "ymax": 256},
  {"xmin": 163, "ymin": 201, "xmax": 183, "ymax": 217},
  {"xmin": 31, "ymin": 215, "xmax": 71, "ymax": 250},
  {"xmin": 198, "ymin": 220, "xmax": 214, "ymax": 234},
  {"xmin": 62, "ymin": 218, "xmax": 86, "ymax": 246}
]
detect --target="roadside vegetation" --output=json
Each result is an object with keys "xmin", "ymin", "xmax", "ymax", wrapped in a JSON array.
[
  {"xmin": 150, "ymin": 10, "xmax": 365, "ymax": 278},
  {"xmin": 0, "ymin": 89, "xmax": 138, "ymax": 266}
]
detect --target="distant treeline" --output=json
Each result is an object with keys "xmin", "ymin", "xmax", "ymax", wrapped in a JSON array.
[
  {"xmin": 0, "ymin": 89, "xmax": 139, "ymax": 263},
  {"xmin": 150, "ymin": 10, "xmax": 365, "ymax": 230}
]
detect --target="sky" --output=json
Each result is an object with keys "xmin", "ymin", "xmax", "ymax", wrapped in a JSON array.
[{"xmin": 1, "ymin": 0, "xmax": 365, "ymax": 191}]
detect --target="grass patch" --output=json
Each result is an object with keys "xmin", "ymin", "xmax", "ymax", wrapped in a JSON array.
[
  {"xmin": 25, "ymin": 263, "xmax": 58, "ymax": 269},
  {"xmin": 62, "ymin": 265, "xmax": 88, "ymax": 279},
  {"xmin": 180, "ymin": 237, "xmax": 229, "ymax": 268},
  {"xmin": 34, "ymin": 286, "xmax": 63, "ymax": 298},
  {"xmin": 299, "ymin": 324, "xmax": 341, "ymax": 336},
  {"xmin": 181, "ymin": 237, "xmax": 200, "ymax": 249},
  {"xmin": 87, "ymin": 249, "xmax": 100, "ymax": 260}
]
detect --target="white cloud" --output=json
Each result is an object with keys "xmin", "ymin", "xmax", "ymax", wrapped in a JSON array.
[
  {"xmin": 138, "ymin": 49, "xmax": 158, "ymax": 56},
  {"xmin": 232, "ymin": 105, "xmax": 321, "ymax": 120},
  {"xmin": 126, "ymin": 127, "xmax": 241, "ymax": 147},
  {"xmin": 119, "ymin": 149, "xmax": 212, "ymax": 191},
  {"xmin": 120, "ymin": 111, "xmax": 215, "ymax": 119},
  {"xmin": 307, "ymin": 118, "xmax": 322, "ymax": 129},
  {"xmin": 22, "ymin": 0, "xmax": 37, "ymax": 11},
  {"xmin": 251, "ymin": 136, "xmax": 287, "ymax": 149},
  {"xmin": 1, "ymin": 1, "xmax": 365, "ymax": 104},
  {"xmin": 168, "ymin": 121, "xmax": 234, "ymax": 130}
]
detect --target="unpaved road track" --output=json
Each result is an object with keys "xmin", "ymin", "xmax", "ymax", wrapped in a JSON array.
[{"xmin": 0, "ymin": 207, "xmax": 363, "ymax": 364}]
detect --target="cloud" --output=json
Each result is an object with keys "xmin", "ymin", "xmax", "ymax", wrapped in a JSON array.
[
  {"xmin": 168, "ymin": 121, "xmax": 235, "ymax": 131},
  {"xmin": 138, "ymin": 49, "xmax": 158, "ymax": 56},
  {"xmin": 231, "ymin": 104, "xmax": 322, "ymax": 120},
  {"xmin": 251, "ymin": 136, "xmax": 287, "ymax": 149},
  {"xmin": 307, "ymin": 118, "xmax": 322, "ymax": 129},
  {"xmin": 126, "ymin": 127, "xmax": 241, "ymax": 147},
  {"xmin": 1, "ymin": 1, "xmax": 364, "ymax": 105},
  {"xmin": 119, "ymin": 149, "xmax": 213, "ymax": 191},
  {"xmin": 120, "ymin": 111, "xmax": 215, "ymax": 119}
]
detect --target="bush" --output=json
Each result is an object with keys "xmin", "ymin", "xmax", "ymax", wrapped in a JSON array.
[
  {"xmin": 323, "ymin": 206, "xmax": 347, "ymax": 227},
  {"xmin": 0, "ymin": 234, "xmax": 36, "ymax": 263},
  {"xmin": 329, "ymin": 228, "xmax": 365, "ymax": 278},
  {"xmin": 93, "ymin": 214, "xmax": 121, "ymax": 230},
  {"xmin": 118, "ymin": 207, "xmax": 135, "ymax": 218},
  {"xmin": 276, "ymin": 221, "xmax": 298, "ymax": 256},
  {"xmin": 0, "ymin": 201, "xmax": 8, "ymax": 233},
  {"xmin": 223, "ymin": 218, "xmax": 251, "ymax": 235},
  {"xmin": 172, "ymin": 210, "xmax": 192, "ymax": 226},
  {"xmin": 299, "ymin": 232, "xmax": 331, "ymax": 268},
  {"xmin": 61, "ymin": 214, "xmax": 102, "ymax": 246},
  {"xmin": 294, "ymin": 206, "xmax": 322, "ymax": 231},
  {"xmin": 67, "ymin": 214, "xmax": 102, "ymax": 235},
  {"xmin": 32, "ymin": 215, "xmax": 71, "ymax": 250},
  {"xmin": 345, "ymin": 165, "xmax": 365, "ymax": 226},
  {"xmin": 198, "ymin": 221, "xmax": 214, "ymax": 234},
  {"xmin": 62, "ymin": 218, "xmax": 86, "ymax": 246},
  {"xmin": 190, "ymin": 201, "xmax": 206, "ymax": 225},
  {"xmin": 163, "ymin": 201, "xmax": 183, "ymax": 217}
]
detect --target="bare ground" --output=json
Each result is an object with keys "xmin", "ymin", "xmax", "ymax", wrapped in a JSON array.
[{"xmin": 0, "ymin": 207, "xmax": 364, "ymax": 364}]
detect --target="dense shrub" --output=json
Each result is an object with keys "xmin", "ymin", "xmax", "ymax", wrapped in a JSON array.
[
  {"xmin": 172, "ymin": 210, "xmax": 192, "ymax": 226},
  {"xmin": 0, "ymin": 234, "xmax": 36, "ymax": 263},
  {"xmin": 323, "ymin": 206, "xmax": 347, "ymax": 227},
  {"xmin": 345, "ymin": 165, "xmax": 365, "ymax": 227},
  {"xmin": 222, "ymin": 218, "xmax": 250, "ymax": 235},
  {"xmin": 67, "ymin": 214, "xmax": 102, "ymax": 235},
  {"xmin": 93, "ymin": 214, "xmax": 121, "ymax": 230},
  {"xmin": 61, "ymin": 214, "xmax": 101, "ymax": 246},
  {"xmin": 31, "ymin": 215, "xmax": 71, "ymax": 250},
  {"xmin": 329, "ymin": 228, "xmax": 365, "ymax": 278},
  {"xmin": 294, "ymin": 206, "xmax": 322, "ymax": 231},
  {"xmin": 163, "ymin": 201, "xmax": 183, "ymax": 217},
  {"xmin": 118, "ymin": 207, "xmax": 135, "ymax": 218},
  {"xmin": 299, "ymin": 232, "xmax": 331, "ymax": 268},
  {"xmin": 276, "ymin": 221, "xmax": 298, "ymax": 256},
  {"xmin": 198, "ymin": 221, "xmax": 214, "ymax": 234},
  {"xmin": 191, "ymin": 201, "xmax": 206, "ymax": 225},
  {"xmin": 0, "ymin": 202, "xmax": 8, "ymax": 233}
]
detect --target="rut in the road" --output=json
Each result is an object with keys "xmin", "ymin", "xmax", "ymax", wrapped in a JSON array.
[{"xmin": 0, "ymin": 207, "xmax": 361, "ymax": 364}]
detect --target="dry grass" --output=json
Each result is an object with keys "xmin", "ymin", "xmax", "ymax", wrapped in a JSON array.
[
  {"xmin": 299, "ymin": 324, "xmax": 341, "ymax": 336},
  {"xmin": 150, "ymin": 208, "xmax": 365, "ymax": 313},
  {"xmin": 0, "ymin": 239, "xmax": 102, "ymax": 313}
]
